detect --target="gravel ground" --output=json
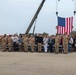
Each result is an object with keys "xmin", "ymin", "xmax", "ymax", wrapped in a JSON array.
[{"xmin": 0, "ymin": 52, "xmax": 76, "ymax": 75}]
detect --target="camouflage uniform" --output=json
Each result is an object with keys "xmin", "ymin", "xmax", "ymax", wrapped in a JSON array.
[
  {"xmin": 29, "ymin": 36, "xmax": 35, "ymax": 52},
  {"xmin": 2, "ymin": 35, "xmax": 7, "ymax": 52},
  {"xmin": 8, "ymin": 36, "xmax": 13, "ymax": 51},
  {"xmin": 55, "ymin": 35, "xmax": 60, "ymax": 53},
  {"xmin": 63, "ymin": 34, "xmax": 68, "ymax": 54},
  {"xmin": 23, "ymin": 35, "xmax": 28, "ymax": 52}
]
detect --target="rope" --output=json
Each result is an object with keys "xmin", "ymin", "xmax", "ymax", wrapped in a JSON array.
[
  {"xmin": 56, "ymin": 0, "xmax": 58, "ymax": 16},
  {"xmin": 73, "ymin": 0, "xmax": 76, "ymax": 15}
]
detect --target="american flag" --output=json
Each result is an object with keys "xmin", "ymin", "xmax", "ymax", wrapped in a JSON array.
[{"xmin": 57, "ymin": 17, "xmax": 73, "ymax": 35}]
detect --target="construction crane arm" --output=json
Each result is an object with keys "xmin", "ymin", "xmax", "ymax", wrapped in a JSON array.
[{"xmin": 25, "ymin": 0, "xmax": 46, "ymax": 34}]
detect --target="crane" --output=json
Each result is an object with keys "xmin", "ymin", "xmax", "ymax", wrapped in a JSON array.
[{"xmin": 25, "ymin": 0, "xmax": 46, "ymax": 34}]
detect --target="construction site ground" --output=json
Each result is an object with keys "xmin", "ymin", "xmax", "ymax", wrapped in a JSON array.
[{"xmin": 0, "ymin": 52, "xmax": 76, "ymax": 75}]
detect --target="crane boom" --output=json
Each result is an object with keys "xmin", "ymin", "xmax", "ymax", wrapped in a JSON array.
[{"xmin": 25, "ymin": 0, "xmax": 46, "ymax": 34}]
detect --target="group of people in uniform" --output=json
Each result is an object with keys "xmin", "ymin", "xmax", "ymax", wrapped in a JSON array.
[
  {"xmin": 0, "ymin": 32, "xmax": 76, "ymax": 54},
  {"xmin": 1, "ymin": 34, "xmax": 35, "ymax": 52}
]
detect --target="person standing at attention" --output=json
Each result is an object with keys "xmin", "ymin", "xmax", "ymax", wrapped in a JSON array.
[
  {"xmin": 63, "ymin": 32, "xmax": 69, "ymax": 54},
  {"xmin": 55, "ymin": 33, "xmax": 60, "ymax": 54}
]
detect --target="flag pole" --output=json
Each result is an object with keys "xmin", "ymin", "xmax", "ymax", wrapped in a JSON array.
[{"xmin": 33, "ymin": 19, "xmax": 37, "ymax": 35}]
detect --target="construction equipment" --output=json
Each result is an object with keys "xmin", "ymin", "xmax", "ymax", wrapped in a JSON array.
[{"xmin": 25, "ymin": 0, "xmax": 46, "ymax": 34}]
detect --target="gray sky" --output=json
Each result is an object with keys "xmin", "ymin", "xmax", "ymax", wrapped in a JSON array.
[{"xmin": 0, "ymin": 0, "xmax": 76, "ymax": 35}]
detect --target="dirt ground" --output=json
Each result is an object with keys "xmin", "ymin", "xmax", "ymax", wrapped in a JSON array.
[{"xmin": 0, "ymin": 52, "xmax": 76, "ymax": 75}]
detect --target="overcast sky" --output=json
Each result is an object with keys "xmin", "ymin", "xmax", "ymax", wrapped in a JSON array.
[{"xmin": 0, "ymin": 0, "xmax": 76, "ymax": 35}]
